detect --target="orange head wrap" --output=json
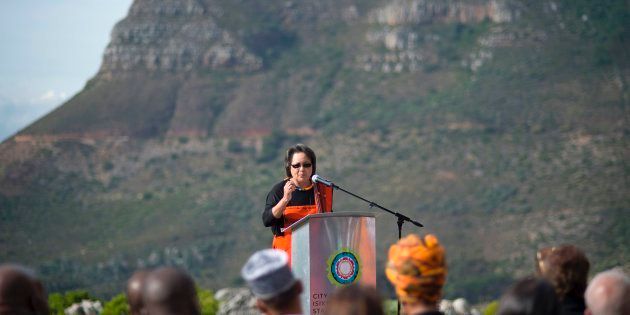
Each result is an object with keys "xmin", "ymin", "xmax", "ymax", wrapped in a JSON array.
[{"xmin": 385, "ymin": 234, "xmax": 447, "ymax": 305}]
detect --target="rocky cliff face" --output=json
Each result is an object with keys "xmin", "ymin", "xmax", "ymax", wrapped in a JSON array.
[
  {"xmin": 98, "ymin": 0, "xmax": 262, "ymax": 78},
  {"xmin": 358, "ymin": 0, "xmax": 520, "ymax": 73},
  {"xmin": 369, "ymin": 0, "xmax": 517, "ymax": 26},
  {"xmin": 19, "ymin": 0, "xmax": 526, "ymax": 140},
  {"xmin": 99, "ymin": 0, "xmax": 520, "ymax": 77}
]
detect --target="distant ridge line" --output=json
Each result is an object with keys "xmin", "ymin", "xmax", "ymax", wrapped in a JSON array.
[{"xmin": 13, "ymin": 134, "xmax": 130, "ymax": 144}]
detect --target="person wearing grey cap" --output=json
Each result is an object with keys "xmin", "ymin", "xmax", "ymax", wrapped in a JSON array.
[{"xmin": 242, "ymin": 249, "xmax": 304, "ymax": 315}]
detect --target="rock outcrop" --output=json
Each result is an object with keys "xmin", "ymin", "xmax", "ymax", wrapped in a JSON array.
[
  {"xmin": 214, "ymin": 288, "xmax": 258, "ymax": 315},
  {"xmin": 369, "ymin": 0, "xmax": 517, "ymax": 26},
  {"xmin": 98, "ymin": 0, "xmax": 262, "ymax": 78},
  {"xmin": 358, "ymin": 0, "xmax": 520, "ymax": 73},
  {"xmin": 99, "ymin": 0, "xmax": 521, "ymax": 77},
  {"xmin": 19, "ymin": 0, "xmax": 528, "ymax": 140}
]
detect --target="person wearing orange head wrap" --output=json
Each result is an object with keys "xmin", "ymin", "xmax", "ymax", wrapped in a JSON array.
[{"xmin": 385, "ymin": 234, "xmax": 447, "ymax": 315}]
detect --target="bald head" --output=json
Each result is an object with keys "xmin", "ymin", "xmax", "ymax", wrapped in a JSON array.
[
  {"xmin": 142, "ymin": 267, "xmax": 200, "ymax": 315},
  {"xmin": 585, "ymin": 268, "xmax": 630, "ymax": 315},
  {"xmin": 126, "ymin": 270, "xmax": 149, "ymax": 315},
  {"xmin": 0, "ymin": 264, "xmax": 49, "ymax": 315}
]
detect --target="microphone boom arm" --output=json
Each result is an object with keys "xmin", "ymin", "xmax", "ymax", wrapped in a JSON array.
[{"xmin": 331, "ymin": 184, "xmax": 424, "ymax": 231}]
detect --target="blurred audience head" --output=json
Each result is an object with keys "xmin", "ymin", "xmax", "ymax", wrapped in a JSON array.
[
  {"xmin": 142, "ymin": 266, "xmax": 200, "ymax": 315},
  {"xmin": 584, "ymin": 268, "xmax": 630, "ymax": 315},
  {"xmin": 0, "ymin": 264, "xmax": 49, "ymax": 315},
  {"xmin": 126, "ymin": 269, "xmax": 149, "ymax": 315},
  {"xmin": 535, "ymin": 244, "xmax": 590, "ymax": 300},
  {"xmin": 497, "ymin": 276, "xmax": 560, "ymax": 315},
  {"xmin": 385, "ymin": 233, "xmax": 447, "ymax": 315},
  {"xmin": 324, "ymin": 283, "xmax": 384, "ymax": 315},
  {"xmin": 242, "ymin": 249, "xmax": 303, "ymax": 315}
]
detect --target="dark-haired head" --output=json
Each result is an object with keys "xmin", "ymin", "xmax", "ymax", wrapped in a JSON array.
[
  {"xmin": 497, "ymin": 277, "xmax": 560, "ymax": 315},
  {"xmin": 324, "ymin": 283, "xmax": 384, "ymax": 315},
  {"xmin": 536, "ymin": 244, "xmax": 590, "ymax": 300},
  {"xmin": 285, "ymin": 144, "xmax": 316, "ymax": 178},
  {"xmin": 126, "ymin": 269, "xmax": 149, "ymax": 315},
  {"xmin": 0, "ymin": 264, "xmax": 49, "ymax": 315},
  {"xmin": 142, "ymin": 267, "xmax": 200, "ymax": 315}
]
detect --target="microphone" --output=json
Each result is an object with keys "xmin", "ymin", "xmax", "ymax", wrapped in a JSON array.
[{"xmin": 312, "ymin": 174, "xmax": 334, "ymax": 187}]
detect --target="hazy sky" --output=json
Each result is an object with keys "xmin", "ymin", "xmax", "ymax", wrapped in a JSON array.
[{"xmin": 0, "ymin": 0, "xmax": 133, "ymax": 141}]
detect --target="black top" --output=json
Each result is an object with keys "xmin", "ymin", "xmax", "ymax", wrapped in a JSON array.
[
  {"xmin": 262, "ymin": 179, "xmax": 316, "ymax": 236},
  {"xmin": 560, "ymin": 295, "xmax": 586, "ymax": 315}
]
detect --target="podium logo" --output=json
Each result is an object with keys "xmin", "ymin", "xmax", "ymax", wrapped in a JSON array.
[{"xmin": 327, "ymin": 248, "xmax": 361, "ymax": 286}]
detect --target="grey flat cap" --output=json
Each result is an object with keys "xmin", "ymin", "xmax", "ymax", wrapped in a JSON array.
[{"xmin": 241, "ymin": 249, "xmax": 297, "ymax": 299}]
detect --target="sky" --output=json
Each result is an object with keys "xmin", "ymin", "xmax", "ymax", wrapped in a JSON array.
[{"xmin": 0, "ymin": 0, "xmax": 133, "ymax": 141}]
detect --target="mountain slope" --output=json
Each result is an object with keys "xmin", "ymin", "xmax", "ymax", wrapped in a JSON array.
[{"xmin": 1, "ymin": 0, "xmax": 628, "ymax": 302}]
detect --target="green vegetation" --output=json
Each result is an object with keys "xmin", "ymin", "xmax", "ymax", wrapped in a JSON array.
[
  {"xmin": 555, "ymin": 0, "xmax": 629, "ymax": 66},
  {"xmin": 101, "ymin": 294, "xmax": 129, "ymax": 315},
  {"xmin": 483, "ymin": 301, "xmax": 499, "ymax": 315},
  {"xmin": 48, "ymin": 290, "xmax": 99, "ymax": 315},
  {"xmin": 198, "ymin": 287, "xmax": 220, "ymax": 315},
  {"xmin": 47, "ymin": 289, "xmax": 219, "ymax": 315},
  {"xmin": 383, "ymin": 299, "xmax": 398, "ymax": 315}
]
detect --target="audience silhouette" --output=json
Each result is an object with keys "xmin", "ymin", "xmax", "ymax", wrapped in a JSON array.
[
  {"xmin": 584, "ymin": 268, "xmax": 630, "ymax": 315},
  {"xmin": 536, "ymin": 245, "xmax": 589, "ymax": 315},
  {"xmin": 142, "ymin": 267, "xmax": 200, "ymax": 315},
  {"xmin": 0, "ymin": 264, "xmax": 49, "ymax": 315},
  {"xmin": 126, "ymin": 269, "xmax": 149, "ymax": 315},
  {"xmin": 385, "ymin": 233, "xmax": 447, "ymax": 315},
  {"xmin": 242, "ymin": 249, "xmax": 303, "ymax": 315},
  {"xmin": 496, "ymin": 276, "xmax": 560, "ymax": 315},
  {"xmin": 3, "ymin": 239, "xmax": 625, "ymax": 315},
  {"xmin": 324, "ymin": 283, "xmax": 384, "ymax": 315}
]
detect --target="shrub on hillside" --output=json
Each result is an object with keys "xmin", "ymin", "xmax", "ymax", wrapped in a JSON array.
[
  {"xmin": 198, "ymin": 287, "xmax": 220, "ymax": 315},
  {"xmin": 50, "ymin": 288, "xmax": 218, "ymax": 315},
  {"xmin": 102, "ymin": 293, "xmax": 129, "ymax": 315},
  {"xmin": 48, "ymin": 290, "xmax": 99, "ymax": 315}
]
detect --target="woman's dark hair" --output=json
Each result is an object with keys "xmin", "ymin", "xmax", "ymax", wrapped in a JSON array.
[
  {"xmin": 284, "ymin": 144, "xmax": 316, "ymax": 178},
  {"xmin": 324, "ymin": 284, "xmax": 384, "ymax": 315},
  {"xmin": 497, "ymin": 277, "xmax": 560, "ymax": 315},
  {"xmin": 536, "ymin": 245, "xmax": 590, "ymax": 300},
  {"xmin": 535, "ymin": 244, "xmax": 590, "ymax": 299}
]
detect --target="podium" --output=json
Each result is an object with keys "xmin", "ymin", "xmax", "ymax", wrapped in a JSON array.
[{"xmin": 282, "ymin": 212, "xmax": 376, "ymax": 314}]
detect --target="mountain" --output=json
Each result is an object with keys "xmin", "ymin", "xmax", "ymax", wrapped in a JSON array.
[{"xmin": 1, "ymin": 0, "xmax": 628, "ymax": 302}]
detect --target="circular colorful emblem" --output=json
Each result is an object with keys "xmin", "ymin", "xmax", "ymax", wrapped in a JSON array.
[{"xmin": 327, "ymin": 249, "xmax": 361, "ymax": 286}]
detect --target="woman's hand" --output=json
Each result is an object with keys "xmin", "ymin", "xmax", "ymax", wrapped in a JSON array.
[
  {"xmin": 272, "ymin": 180, "xmax": 295, "ymax": 219},
  {"xmin": 283, "ymin": 180, "xmax": 296, "ymax": 203}
]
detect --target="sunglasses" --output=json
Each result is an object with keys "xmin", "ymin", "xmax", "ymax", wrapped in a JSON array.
[{"xmin": 291, "ymin": 162, "xmax": 312, "ymax": 169}]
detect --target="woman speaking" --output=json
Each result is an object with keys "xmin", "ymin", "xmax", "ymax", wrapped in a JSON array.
[{"xmin": 262, "ymin": 144, "xmax": 333, "ymax": 260}]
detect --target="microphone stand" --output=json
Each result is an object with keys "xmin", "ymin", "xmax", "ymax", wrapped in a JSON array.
[
  {"xmin": 325, "ymin": 182, "xmax": 423, "ymax": 315},
  {"xmin": 328, "ymin": 182, "xmax": 424, "ymax": 233}
]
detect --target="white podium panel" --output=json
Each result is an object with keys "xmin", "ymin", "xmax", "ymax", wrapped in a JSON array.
[{"xmin": 287, "ymin": 212, "xmax": 376, "ymax": 315}]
